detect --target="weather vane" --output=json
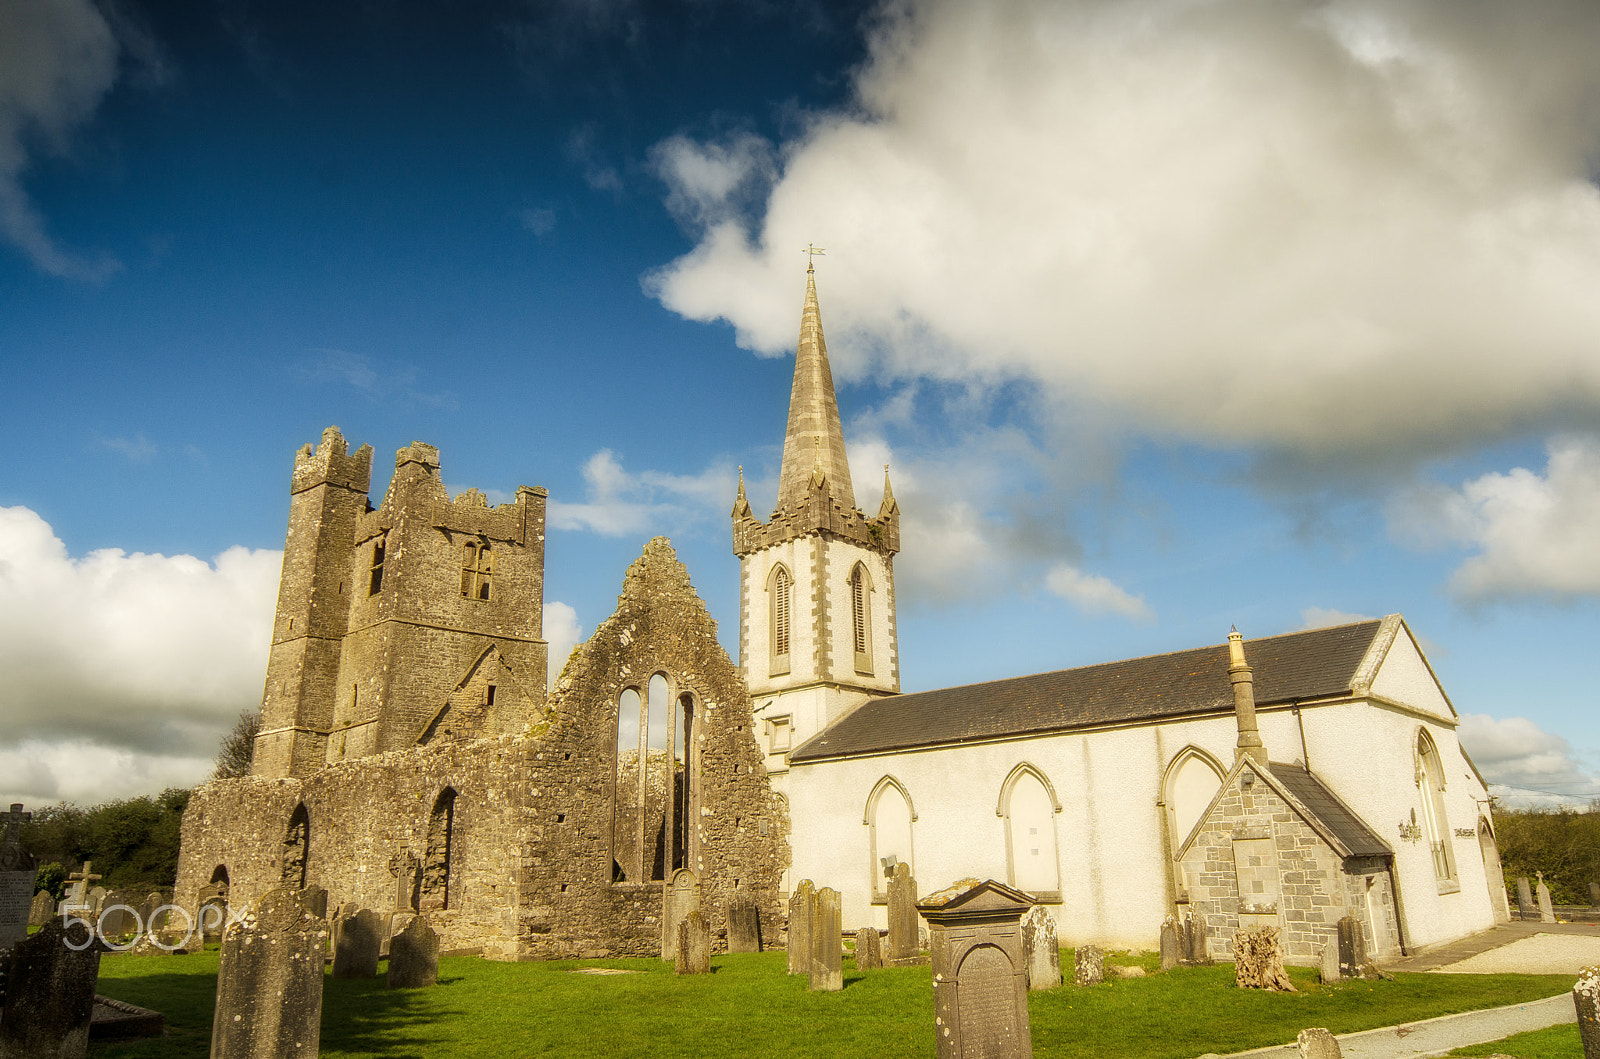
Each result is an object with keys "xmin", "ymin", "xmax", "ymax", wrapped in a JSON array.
[{"xmin": 804, "ymin": 243, "xmax": 826, "ymax": 270}]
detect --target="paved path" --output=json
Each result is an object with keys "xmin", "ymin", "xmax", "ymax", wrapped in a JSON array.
[{"xmin": 1382, "ymin": 921, "xmax": 1600, "ymax": 973}]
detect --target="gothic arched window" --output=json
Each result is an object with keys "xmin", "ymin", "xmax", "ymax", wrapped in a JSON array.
[
  {"xmin": 866, "ymin": 777, "xmax": 915, "ymax": 901},
  {"xmin": 281, "ymin": 804, "xmax": 310, "ymax": 889},
  {"xmin": 770, "ymin": 564, "xmax": 792, "ymax": 675},
  {"xmin": 1416, "ymin": 730, "xmax": 1455, "ymax": 882},
  {"xmin": 999, "ymin": 764, "xmax": 1061, "ymax": 899},
  {"xmin": 850, "ymin": 563, "xmax": 872, "ymax": 673},
  {"xmin": 1163, "ymin": 747, "xmax": 1226, "ymax": 854},
  {"xmin": 423, "ymin": 788, "xmax": 457, "ymax": 910}
]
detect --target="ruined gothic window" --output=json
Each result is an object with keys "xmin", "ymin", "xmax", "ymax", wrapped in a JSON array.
[
  {"xmin": 850, "ymin": 563, "xmax": 871, "ymax": 672},
  {"xmin": 1163, "ymin": 747, "xmax": 1225, "ymax": 854},
  {"xmin": 1001, "ymin": 766, "xmax": 1060, "ymax": 898},
  {"xmin": 770, "ymin": 565, "xmax": 791, "ymax": 674},
  {"xmin": 1416, "ymin": 731, "xmax": 1455, "ymax": 883},
  {"xmin": 460, "ymin": 542, "xmax": 492, "ymax": 601},
  {"xmin": 867, "ymin": 777, "xmax": 914, "ymax": 902},
  {"xmin": 611, "ymin": 679, "xmax": 693, "ymax": 885},
  {"xmin": 423, "ymin": 787, "xmax": 456, "ymax": 910},
  {"xmin": 368, "ymin": 533, "xmax": 386, "ymax": 595},
  {"xmin": 281, "ymin": 804, "xmax": 310, "ymax": 888}
]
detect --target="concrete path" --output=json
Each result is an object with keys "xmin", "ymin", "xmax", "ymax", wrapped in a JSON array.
[{"xmin": 1382, "ymin": 921, "xmax": 1600, "ymax": 974}]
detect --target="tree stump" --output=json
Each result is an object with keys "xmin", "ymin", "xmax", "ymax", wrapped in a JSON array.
[{"xmin": 1234, "ymin": 927, "xmax": 1296, "ymax": 992}]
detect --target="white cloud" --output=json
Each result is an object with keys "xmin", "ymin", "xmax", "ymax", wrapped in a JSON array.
[
  {"xmin": 543, "ymin": 600, "xmax": 582, "ymax": 687},
  {"xmin": 0, "ymin": 740, "xmax": 211, "ymax": 808},
  {"xmin": 0, "ymin": 0, "xmax": 122, "ymax": 279},
  {"xmin": 651, "ymin": 131, "xmax": 776, "ymax": 232},
  {"xmin": 1298, "ymin": 607, "xmax": 1375, "ymax": 630},
  {"xmin": 547, "ymin": 449, "xmax": 734, "ymax": 537},
  {"xmin": 519, "ymin": 207, "xmax": 557, "ymax": 236},
  {"xmin": 1457, "ymin": 713, "xmax": 1600, "ymax": 809},
  {"xmin": 647, "ymin": 0, "xmax": 1600, "ymax": 463},
  {"xmin": 1389, "ymin": 436, "xmax": 1600, "ymax": 602},
  {"xmin": 1045, "ymin": 563, "xmax": 1151, "ymax": 621},
  {"xmin": 0, "ymin": 506, "xmax": 281, "ymax": 805}
]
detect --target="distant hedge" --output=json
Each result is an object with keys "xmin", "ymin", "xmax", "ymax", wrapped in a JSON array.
[
  {"xmin": 1493, "ymin": 804, "xmax": 1600, "ymax": 906},
  {"xmin": 20, "ymin": 788, "xmax": 191, "ymax": 894}
]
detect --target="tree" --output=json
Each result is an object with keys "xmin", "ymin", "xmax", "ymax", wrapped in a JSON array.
[{"xmin": 212, "ymin": 707, "xmax": 262, "ymax": 780}]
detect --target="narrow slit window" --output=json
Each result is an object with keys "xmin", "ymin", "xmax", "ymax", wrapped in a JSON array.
[
  {"xmin": 460, "ymin": 542, "xmax": 493, "ymax": 601},
  {"xmin": 368, "ymin": 533, "xmax": 386, "ymax": 595},
  {"xmin": 771, "ymin": 565, "xmax": 791, "ymax": 672}
]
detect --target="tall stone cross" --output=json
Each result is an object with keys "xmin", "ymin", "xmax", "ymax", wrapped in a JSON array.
[
  {"xmin": 67, "ymin": 861, "xmax": 102, "ymax": 908},
  {"xmin": 0, "ymin": 804, "xmax": 32, "ymax": 870}
]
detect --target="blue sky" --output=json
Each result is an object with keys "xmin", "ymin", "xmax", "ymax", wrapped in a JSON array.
[{"xmin": 2, "ymin": 0, "xmax": 1598, "ymax": 810}]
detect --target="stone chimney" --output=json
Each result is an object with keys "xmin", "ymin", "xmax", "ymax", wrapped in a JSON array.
[{"xmin": 1229, "ymin": 628, "xmax": 1267, "ymax": 764}]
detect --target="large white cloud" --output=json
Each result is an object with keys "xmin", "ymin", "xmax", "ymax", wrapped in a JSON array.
[
  {"xmin": 547, "ymin": 449, "xmax": 735, "ymax": 537},
  {"xmin": 1389, "ymin": 435, "xmax": 1600, "ymax": 602},
  {"xmin": 1458, "ymin": 713, "xmax": 1599, "ymax": 809},
  {"xmin": 647, "ymin": 0, "xmax": 1600, "ymax": 462}
]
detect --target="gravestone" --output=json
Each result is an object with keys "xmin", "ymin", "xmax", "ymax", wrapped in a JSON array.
[
  {"xmin": 918, "ymin": 879, "xmax": 1034, "ymax": 1059},
  {"xmin": 856, "ymin": 927, "xmax": 883, "ymax": 970},
  {"xmin": 1320, "ymin": 941, "xmax": 1341, "ymax": 983},
  {"xmin": 198, "ymin": 884, "xmax": 229, "ymax": 942},
  {"xmin": 1297, "ymin": 1027, "xmax": 1342, "ymax": 1059},
  {"xmin": 1159, "ymin": 916, "xmax": 1179, "ymax": 972},
  {"xmin": 87, "ymin": 887, "xmax": 108, "ymax": 919},
  {"xmin": 661, "ymin": 868, "xmax": 700, "ymax": 962},
  {"xmin": 1073, "ymin": 945, "xmax": 1104, "ymax": 986},
  {"xmin": 728, "ymin": 895, "xmax": 761, "ymax": 953},
  {"xmin": 787, "ymin": 880, "xmax": 815, "ymax": 975},
  {"xmin": 30, "ymin": 889, "xmax": 54, "ymax": 928},
  {"xmin": 138, "ymin": 892, "xmax": 165, "ymax": 937},
  {"xmin": 1590, "ymin": 882, "xmax": 1599, "ymax": 908},
  {"xmin": 1336, "ymin": 916, "xmax": 1366, "ymax": 980},
  {"xmin": 0, "ymin": 803, "xmax": 36, "ymax": 952},
  {"xmin": 1021, "ymin": 906, "xmax": 1059, "ymax": 990},
  {"xmin": 675, "ymin": 911, "xmax": 711, "ymax": 976},
  {"xmin": 1234, "ymin": 926, "xmax": 1296, "ymax": 992},
  {"xmin": 332, "ymin": 908, "xmax": 383, "ymax": 979},
  {"xmin": 330, "ymin": 900, "xmax": 360, "ymax": 953},
  {"xmin": 1517, "ymin": 877, "xmax": 1534, "ymax": 920},
  {"xmin": 381, "ymin": 912, "xmax": 415, "ymax": 959},
  {"xmin": 0, "ymin": 916, "xmax": 102, "ymax": 1059},
  {"xmin": 810, "ymin": 888, "xmax": 842, "ymax": 992},
  {"xmin": 99, "ymin": 894, "xmax": 141, "ymax": 942},
  {"xmin": 389, "ymin": 850, "xmax": 420, "ymax": 912},
  {"xmin": 887, "ymin": 862, "xmax": 922, "ymax": 965},
  {"xmin": 1574, "ymin": 965, "xmax": 1599, "ymax": 1059},
  {"xmin": 63, "ymin": 862, "xmax": 101, "ymax": 916},
  {"xmin": 1180, "ymin": 912, "xmax": 1211, "ymax": 965},
  {"xmin": 209, "ymin": 885, "xmax": 330, "ymax": 1059},
  {"xmin": 1537, "ymin": 873, "xmax": 1556, "ymax": 923},
  {"xmin": 386, "ymin": 914, "xmax": 439, "ymax": 989}
]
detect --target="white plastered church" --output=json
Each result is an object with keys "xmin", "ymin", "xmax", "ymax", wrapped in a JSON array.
[{"xmin": 734, "ymin": 267, "xmax": 1509, "ymax": 962}]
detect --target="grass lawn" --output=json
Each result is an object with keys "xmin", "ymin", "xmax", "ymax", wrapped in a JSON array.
[
  {"xmin": 1449, "ymin": 1023, "xmax": 1584, "ymax": 1059},
  {"xmin": 91, "ymin": 947, "xmax": 1576, "ymax": 1059}
]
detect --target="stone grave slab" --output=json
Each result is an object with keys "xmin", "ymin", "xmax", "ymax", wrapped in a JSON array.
[
  {"xmin": 0, "ymin": 871, "xmax": 35, "ymax": 952},
  {"xmin": 1575, "ymin": 966, "xmax": 1598, "ymax": 1059},
  {"xmin": 1021, "ymin": 906, "xmax": 1058, "ymax": 990},
  {"xmin": 918, "ymin": 878, "xmax": 1034, "ymax": 1059},
  {"xmin": 90, "ymin": 995, "xmax": 165, "ymax": 1042},
  {"xmin": 856, "ymin": 927, "xmax": 883, "ymax": 970},
  {"xmin": 787, "ymin": 880, "xmax": 814, "ymax": 975},
  {"xmin": 727, "ymin": 895, "xmax": 761, "ymax": 953},
  {"xmin": 1297, "ymin": 1027, "xmax": 1342, "ymax": 1059},
  {"xmin": 1517, "ymin": 877, "xmax": 1534, "ymax": 920},
  {"xmin": 1336, "ymin": 916, "xmax": 1366, "ymax": 979},
  {"xmin": 209, "ymin": 885, "xmax": 330, "ymax": 1059},
  {"xmin": 1320, "ymin": 941, "xmax": 1341, "ymax": 983},
  {"xmin": 1537, "ymin": 874, "xmax": 1556, "ymax": 923},
  {"xmin": 1235, "ymin": 926, "xmax": 1296, "ymax": 992},
  {"xmin": 0, "ymin": 917, "xmax": 103, "ymax": 1059},
  {"xmin": 387, "ymin": 914, "xmax": 439, "ymax": 989},
  {"xmin": 887, "ymin": 862, "xmax": 923, "ymax": 965},
  {"xmin": 1159, "ymin": 916, "xmax": 1179, "ymax": 972},
  {"xmin": 1073, "ymin": 945, "xmax": 1103, "ymax": 986},
  {"xmin": 661, "ymin": 868, "xmax": 700, "ymax": 962},
  {"xmin": 675, "ymin": 911, "xmax": 711, "ymax": 975},
  {"xmin": 332, "ymin": 908, "xmax": 383, "ymax": 979},
  {"xmin": 30, "ymin": 888, "xmax": 54, "ymax": 928},
  {"xmin": 809, "ymin": 888, "xmax": 842, "ymax": 992}
]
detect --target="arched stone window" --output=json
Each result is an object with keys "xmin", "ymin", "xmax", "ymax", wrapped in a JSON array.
[
  {"xmin": 850, "ymin": 563, "xmax": 872, "ymax": 674},
  {"xmin": 769, "ymin": 564, "xmax": 792, "ymax": 674},
  {"xmin": 460, "ymin": 542, "xmax": 492, "ymax": 601},
  {"xmin": 1163, "ymin": 747, "xmax": 1226, "ymax": 854},
  {"xmin": 998, "ymin": 764, "xmax": 1061, "ymax": 899},
  {"xmin": 612, "ymin": 678, "xmax": 695, "ymax": 885},
  {"xmin": 423, "ymin": 787, "xmax": 456, "ymax": 910},
  {"xmin": 1416, "ymin": 730, "xmax": 1455, "ymax": 882},
  {"xmin": 281, "ymin": 804, "xmax": 309, "ymax": 888},
  {"xmin": 865, "ymin": 776, "xmax": 916, "ymax": 901}
]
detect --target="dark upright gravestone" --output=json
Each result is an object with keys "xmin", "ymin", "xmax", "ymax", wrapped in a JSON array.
[
  {"xmin": 30, "ymin": 889, "xmax": 54, "ymax": 928},
  {"xmin": 887, "ymin": 862, "xmax": 923, "ymax": 965},
  {"xmin": 99, "ymin": 894, "xmax": 140, "ymax": 942},
  {"xmin": 1575, "ymin": 965, "xmax": 1599, "ymax": 1059},
  {"xmin": 1180, "ymin": 912, "xmax": 1211, "ymax": 965},
  {"xmin": 1021, "ymin": 906, "xmax": 1059, "ymax": 990},
  {"xmin": 1517, "ymin": 877, "xmax": 1534, "ymax": 921},
  {"xmin": 0, "ymin": 917, "xmax": 102, "ymax": 1059},
  {"xmin": 1073, "ymin": 945, "xmax": 1104, "ymax": 986},
  {"xmin": 727, "ymin": 895, "xmax": 761, "ymax": 953},
  {"xmin": 138, "ymin": 892, "xmax": 165, "ymax": 937},
  {"xmin": 856, "ymin": 927, "xmax": 883, "ymax": 970},
  {"xmin": 1590, "ymin": 882, "xmax": 1600, "ymax": 908},
  {"xmin": 1336, "ymin": 916, "xmax": 1366, "ymax": 980},
  {"xmin": 1159, "ymin": 916, "xmax": 1180, "ymax": 972},
  {"xmin": 675, "ymin": 911, "xmax": 711, "ymax": 976},
  {"xmin": 809, "ymin": 888, "xmax": 842, "ymax": 992},
  {"xmin": 332, "ymin": 908, "xmax": 383, "ymax": 979},
  {"xmin": 661, "ymin": 868, "xmax": 700, "ymax": 962},
  {"xmin": 209, "ymin": 886, "xmax": 330, "ymax": 1059},
  {"xmin": 1537, "ymin": 873, "xmax": 1556, "ymax": 923},
  {"xmin": 918, "ymin": 879, "xmax": 1034, "ymax": 1059},
  {"xmin": 787, "ymin": 880, "xmax": 814, "ymax": 975},
  {"xmin": 0, "ymin": 804, "xmax": 36, "ymax": 953},
  {"xmin": 386, "ymin": 914, "xmax": 439, "ymax": 989}
]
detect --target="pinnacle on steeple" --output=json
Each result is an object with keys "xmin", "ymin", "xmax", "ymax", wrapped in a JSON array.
[
  {"xmin": 879, "ymin": 464, "xmax": 898, "ymax": 519},
  {"xmin": 732, "ymin": 465, "xmax": 752, "ymax": 520},
  {"xmin": 775, "ymin": 268, "xmax": 856, "ymax": 513}
]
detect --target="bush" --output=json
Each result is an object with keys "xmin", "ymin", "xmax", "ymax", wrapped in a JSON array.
[{"xmin": 1493, "ymin": 804, "xmax": 1600, "ymax": 905}]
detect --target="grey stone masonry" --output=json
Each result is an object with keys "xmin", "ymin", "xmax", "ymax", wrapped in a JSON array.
[
  {"xmin": 1073, "ymin": 945, "xmax": 1104, "ymax": 986},
  {"xmin": 918, "ymin": 879, "xmax": 1034, "ymax": 1059},
  {"xmin": 675, "ymin": 911, "xmax": 711, "ymax": 976},
  {"xmin": 810, "ymin": 888, "xmax": 842, "ymax": 992},
  {"xmin": 209, "ymin": 886, "xmax": 330, "ymax": 1059},
  {"xmin": 787, "ymin": 880, "xmax": 814, "ymax": 975},
  {"xmin": 727, "ymin": 895, "xmax": 760, "ymax": 953},
  {"xmin": 0, "ymin": 918, "xmax": 101, "ymax": 1059},
  {"xmin": 1021, "ymin": 907, "xmax": 1059, "ymax": 990},
  {"xmin": 856, "ymin": 927, "xmax": 882, "ymax": 970},
  {"xmin": 332, "ymin": 908, "xmax": 382, "ymax": 979},
  {"xmin": 1576, "ymin": 966, "xmax": 1599, "ymax": 1059},
  {"xmin": 887, "ymin": 862, "xmax": 922, "ymax": 965},
  {"xmin": 1297, "ymin": 1028, "xmax": 1342, "ymax": 1059},
  {"xmin": 387, "ymin": 915, "xmax": 439, "ymax": 989}
]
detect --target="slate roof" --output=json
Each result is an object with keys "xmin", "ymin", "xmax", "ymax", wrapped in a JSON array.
[
  {"xmin": 789, "ymin": 619, "xmax": 1384, "ymax": 763},
  {"xmin": 1266, "ymin": 762, "xmax": 1391, "ymax": 858}
]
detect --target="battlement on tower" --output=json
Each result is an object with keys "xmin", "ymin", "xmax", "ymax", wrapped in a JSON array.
[{"xmin": 290, "ymin": 426, "xmax": 373, "ymax": 495}]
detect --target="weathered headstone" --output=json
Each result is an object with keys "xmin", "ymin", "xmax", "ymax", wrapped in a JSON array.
[
  {"xmin": 99, "ymin": 894, "xmax": 140, "ymax": 942},
  {"xmin": 918, "ymin": 879, "xmax": 1034, "ymax": 1059},
  {"xmin": 786, "ymin": 880, "xmax": 814, "ymax": 975},
  {"xmin": 1159, "ymin": 916, "xmax": 1180, "ymax": 972},
  {"xmin": 1590, "ymin": 882, "xmax": 1600, "ymax": 908},
  {"xmin": 1336, "ymin": 916, "xmax": 1366, "ymax": 980},
  {"xmin": 0, "ymin": 917, "xmax": 102, "ymax": 1059},
  {"xmin": 63, "ymin": 862, "xmax": 101, "ymax": 915},
  {"xmin": 198, "ymin": 883, "xmax": 230, "ymax": 941},
  {"xmin": 139, "ymin": 892, "xmax": 165, "ymax": 936},
  {"xmin": 887, "ymin": 862, "xmax": 922, "ymax": 965},
  {"xmin": 727, "ymin": 895, "xmax": 761, "ymax": 953},
  {"xmin": 1517, "ymin": 877, "xmax": 1534, "ymax": 921},
  {"xmin": 386, "ymin": 914, "xmax": 439, "ymax": 989},
  {"xmin": 1235, "ymin": 926, "xmax": 1297, "ymax": 992},
  {"xmin": 1537, "ymin": 873, "xmax": 1556, "ymax": 923},
  {"xmin": 30, "ymin": 889, "xmax": 54, "ymax": 927},
  {"xmin": 0, "ymin": 803, "xmax": 36, "ymax": 952},
  {"xmin": 810, "ymin": 888, "xmax": 842, "ymax": 992},
  {"xmin": 332, "ymin": 908, "xmax": 383, "ymax": 979},
  {"xmin": 1297, "ymin": 1027, "xmax": 1342, "ymax": 1059},
  {"xmin": 1021, "ymin": 906, "xmax": 1059, "ymax": 990},
  {"xmin": 1574, "ymin": 965, "xmax": 1599, "ymax": 1059},
  {"xmin": 209, "ymin": 885, "xmax": 330, "ymax": 1059},
  {"xmin": 856, "ymin": 927, "xmax": 883, "ymax": 970},
  {"xmin": 1320, "ymin": 941, "xmax": 1341, "ymax": 983},
  {"xmin": 1180, "ymin": 912, "xmax": 1212, "ymax": 965},
  {"xmin": 661, "ymin": 868, "xmax": 700, "ymax": 962},
  {"xmin": 675, "ymin": 910, "xmax": 711, "ymax": 976},
  {"xmin": 1073, "ymin": 944, "xmax": 1104, "ymax": 986},
  {"xmin": 87, "ymin": 887, "xmax": 108, "ymax": 918},
  {"xmin": 389, "ymin": 850, "xmax": 420, "ymax": 913},
  {"xmin": 381, "ymin": 911, "xmax": 415, "ymax": 959}
]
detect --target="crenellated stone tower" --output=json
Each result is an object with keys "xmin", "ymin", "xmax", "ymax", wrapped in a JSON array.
[
  {"xmin": 734, "ymin": 266, "xmax": 900, "ymax": 790},
  {"xmin": 254, "ymin": 427, "xmax": 549, "ymax": 778}
]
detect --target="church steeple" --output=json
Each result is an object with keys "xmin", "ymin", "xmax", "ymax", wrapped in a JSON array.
[{"xmin": 776, "ymin": 267, "xmax": 856, "ymax": 513}]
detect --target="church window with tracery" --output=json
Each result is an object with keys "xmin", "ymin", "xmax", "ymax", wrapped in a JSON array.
[
  {"xmin": 850, "ymin": 563, "xmax": 871, "ymax": 672},
  {"xmin": 770, "ymin": 565, "xmax": 791, "ymax": 674},
  {"xmin": 460, "ymin": 542, "xmax": 492, "ymax": 601},
  {"xmin": 1416, "ymin": 731, "xmax": 1455, "ymax": 883}
]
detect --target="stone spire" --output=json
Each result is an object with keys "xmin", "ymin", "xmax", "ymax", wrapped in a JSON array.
[{"xmin": 775, "ymin": 268, "xmax": 856, "ymax": 513}]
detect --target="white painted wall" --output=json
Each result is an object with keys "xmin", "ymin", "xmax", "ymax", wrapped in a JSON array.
[{"xmin": 1370, "ymin": 629, "xmax": 1455, "ymax": 723}]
